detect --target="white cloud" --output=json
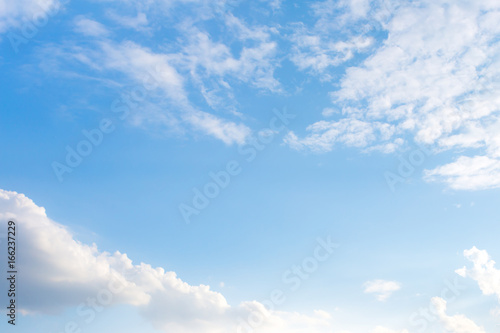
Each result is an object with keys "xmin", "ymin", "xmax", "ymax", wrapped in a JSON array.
[
  {"xmin": 289, "ymin": 0, "xmax": 376, "ymax": 77},
  {"xmin": 322, "ymin": 107, "xmax": 338, "ymax": 117},
  {"xmin": 424, "ymin": 156, "xmax": 500, "ymax": 190},
  {"xmin": 363, "ymin": 279, "xmax": 401, "ymax": 301},
  {"xmin": 0, "ymin": 189, "xmax": 150, "ymax": 313},
  {"xmin": 99, "ymin": 40, "xmax": 252, "ymax": 145},
  {"xmin": 286, "ymin": 0, "xmax": 500, "ymax": 190},
  {"xmin": 74, "ymin": 16, "xmax": 109, "ymax": 37},
  {"xmin": 0, "ymin": 189, "xmax": 336, "ymax": 332},
  {"xmin": 290, "ymin": 31, "xmax": 374, "ymax": 75},
  {"xmin": 431, "ymin": 297, "xmax": 486, "ymax": 333},
  {"xmin": 267, "ymin": 0, "xmax": 282, "ymax": 10},
  {"xmin": 36, "ymin": 7, "xmax": 286, "ymax": 145},
  {"xmin": 2, "ymin": 189, "xmax": 497, "ymax": 333},
  {"xmin": 284, "ymin": 118, "xmax": 396, "ymax": 152},
  {"xmin": 456, "ymin": 246, "xmax": 500, "ymax": 301},
  {"xmin": 183, "ymin": 107, "xmax": 251, "ymax": 145},
  {"xmin": 177, "ymin": 15, "xmax": 281, "ymax": 93},
  {"xmin": 106, "ymin": 10, "xmax": 148, "ymax": 30},
  {"xmin": 0, "ymin": 0, "xmax": 61, "ymax": 34},
  {"xmin": 40, "ymin": 39, "xmax": 251, "ymax": 145}
]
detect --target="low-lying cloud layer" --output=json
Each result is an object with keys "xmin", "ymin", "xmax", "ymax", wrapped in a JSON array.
[
  {"xmin": 0, "ymin": 189, "xmax": 334, "ymax": 332},
  {"xmin": 0, "ymin": 188, "xmax": 498, "ymax": 332}
]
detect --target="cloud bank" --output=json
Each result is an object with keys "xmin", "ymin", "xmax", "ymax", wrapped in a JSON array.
[
  {"xmin": 0, "ymin": 189, "xmax": 335, "ymax": 332},
  {"xmin": 1, "ymin": 189, "xmax": 500, "ymax": 332}
]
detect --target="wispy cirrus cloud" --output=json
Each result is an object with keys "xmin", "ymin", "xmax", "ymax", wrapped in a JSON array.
[
  {"xmin": 74, "ymin": 16, "xmax": 110, "ymax": 37},
  {"xmin": 35, "ymin": 3, "xmax": 286, "ymax": 146},
  {"xmin": 12, "ymin": 0, "xmax": 500, "ymax": 190},
  {"xmin": 39, "ymin": 21, "xmax": 254, "ymax": 145}
]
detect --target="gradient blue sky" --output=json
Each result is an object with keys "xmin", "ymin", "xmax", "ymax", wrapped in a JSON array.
[{"xmin": 1, "ymin": 0, "xmax": 500, "ymax": 332}]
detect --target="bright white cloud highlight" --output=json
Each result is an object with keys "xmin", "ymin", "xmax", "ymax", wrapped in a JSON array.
[
  {"xmin": 424, "ymin": 156, "xmax": 500, "ymax": 190},
  {"xmin": 1, "ymin": 189, "xmax": 496, "ymax": 332},
  {"xmin": 363, "ymin": 279, "xmax": 401, "ymax": 301},
  {"xmin": 456, "ymin": 246, "xmax": 500, "ymax": 301},
  {"xmin": 0, "ymin": 189, "xmax": 336, "ymax": 332}
]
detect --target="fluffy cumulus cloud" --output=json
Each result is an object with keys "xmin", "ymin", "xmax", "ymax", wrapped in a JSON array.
[
  {"xmin": 456, "ymin": 247, "xmax": 500, "ymax": 301},
  {"xmin": 363, "ymin": 279, "xmax": 401, "ymax": 301},
  {"xmin": 11, "ymin": 188, "xmax": 495, "ymax": 332},
  {"xmin": 0, "ymin": 189, "xmax": 150, "ymax": 313},
  {"xmin": 286, "ymin": 0, "xmax": 500, "ymax": 190},
  {"xmin": 3, "ymin": 190, "xmax": 500, "ymax": 332},
  {"xmin": 430, "ymin": 297, "xmax": 486, "ymax": 333},
  {"xmin": 0, "ymin": 189, "xmax": 337, "ymax": 332}
]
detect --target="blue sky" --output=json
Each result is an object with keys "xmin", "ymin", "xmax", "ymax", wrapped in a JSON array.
[{"xmin": 1, "ymin": 0, "xmax": 500, "ymax": 332}]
